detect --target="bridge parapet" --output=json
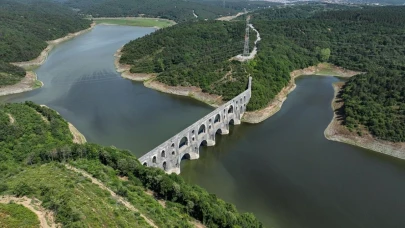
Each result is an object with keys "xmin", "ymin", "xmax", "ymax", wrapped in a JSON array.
[{"xmin": 139, "ymin": 77, "xmax": 252, "ymax": 174}]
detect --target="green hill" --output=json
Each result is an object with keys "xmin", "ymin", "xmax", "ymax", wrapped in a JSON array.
[
  {"xmin": 0, "ymin": 0, "xmax": 91, "ymax": 87},
  {"xmin": 0, "ymin": 102, "xmax": 262, "ymax": 227},
  {"xmin": 120, "ymin": 4, "xmax": 405, "ymax": 142}
]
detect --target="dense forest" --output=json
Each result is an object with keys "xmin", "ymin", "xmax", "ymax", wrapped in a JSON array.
[
  {"xmin": 0, "ymin": 0, "xmax": 91, "ymax": 86},
  {"xmin": 120, "ymin": 3, "xmax": 405, "ymax": 142},
  {"xmin": 0, "ymin": 102, "xmax": 262, "ymax": 227},
  {"xmin": 65, "ymin": 0, "xmax": 236, "ymax": 22}
]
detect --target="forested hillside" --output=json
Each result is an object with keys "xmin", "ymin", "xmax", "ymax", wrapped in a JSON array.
[
  {"xmin": 0, "ymin": 0, "xmax": 91, "ymax": 86},
  {"xmin": 65, "ymin": 0, "xmax": 236, "ymax": 22},
  {"xmin": 0, "ymin": 102, "xmax": 262, "ymax": 227},
  {"xmin": 120, "ymin": 4, "xmax": 405, "ymax": 142}
]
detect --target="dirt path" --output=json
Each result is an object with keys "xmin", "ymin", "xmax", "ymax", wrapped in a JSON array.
[
  {"xmin": 65, "ymin": 165, "xmax": 158, "ymax": 228},
  {"xmin": 0, "ymin": 195, "xmax": 58, "ymax": 228}
]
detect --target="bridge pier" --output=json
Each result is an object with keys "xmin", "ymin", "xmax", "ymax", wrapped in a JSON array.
[{"xmin": 139, "ymin": 77, "xmax": 252, "ymax": 174}]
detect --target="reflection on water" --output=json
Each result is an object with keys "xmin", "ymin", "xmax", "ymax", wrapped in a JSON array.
[
  {"xmin": 181, "ymin": 76, "xmax": 405, "ymax": 228},
  {"xmin": 2, "ymin": 26, "xmax": 405, "ymax": 228}
]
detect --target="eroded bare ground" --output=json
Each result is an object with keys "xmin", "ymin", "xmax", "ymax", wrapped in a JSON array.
[
  {"xmin": 65, "ymin": 165, "xmax": 158, "ymax": 228},
  {"xmin": 68, "ymin": 123, "xmax": 87, "ymax": 144},
  {"xmin": 0, "ymin": 71, "xmax": 39, "ymax": 97},
  {"xmin": 7, "ymin": 114, "xmax": 15, "ymax": 124},
  {"xmin": 0, "ymin": 195, "xmax": 59, "ymax": 228}
]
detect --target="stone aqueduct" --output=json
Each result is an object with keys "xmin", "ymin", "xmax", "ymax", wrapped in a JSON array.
[{"xmin": 139, "ymin": 77, "xmax": 252, "ymax": 174}]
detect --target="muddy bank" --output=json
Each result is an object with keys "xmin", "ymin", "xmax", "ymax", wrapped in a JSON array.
[
  {"xmin": 0, "ymin": 71, "xmax": 42, "ymax": 96},
  {"xmin": 242, "ymin": 63, "xmax": 363, "ymax": 123},
  {"xmin": 325, "ymin": 83, "xmax": 405, "ymax": 159}
]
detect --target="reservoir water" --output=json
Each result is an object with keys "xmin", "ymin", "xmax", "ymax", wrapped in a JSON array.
[{"xmin": 1, "ymin": 25, "xmax": 405, "ymax": 228}]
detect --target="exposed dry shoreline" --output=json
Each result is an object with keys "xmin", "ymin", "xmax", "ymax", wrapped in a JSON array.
[
  {"xmin": 0, "ymin": 71, "xmax": 42, "ymax": 96},
  {"xmin": 325, "ymin": 83, "xmax": 405, "ymax": 159},
  {"xmin": 0, "ymin": 22, "xmax": 96, "ymax": 97},
  {"xmin": 242, "ymin": 63, "xmax": 362, "ymax": 123},
  {"xmin": 114, "ymin": 47, "xmax": 224, "ymax": 106}
]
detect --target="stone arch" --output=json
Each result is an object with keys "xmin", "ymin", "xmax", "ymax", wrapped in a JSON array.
[
  {"xmin": 229, "ymin": 119, "xmax": 235, "ymax": 125},
  {"xmin": 143, "ymin": 162, "xmax": 147, "ymax": 166},
  {"xmin": 161, "ymin": 150, "xmax": 165, "ymax": 157},
  {"xmin": 214, "ymin": 114, "xmax": 221, "ymax": 123},
  {"xmin": 244, "ymin": 96, "xmax": 246, "ymax": 102},
  {"xmin": 152, "ymin": 156, "xmax": 157, "ymax": 163},
  {"xmin": 200, "ymin": 140, "xmax": 208, "ymax": 147},
  {"xmin": 216, "ymin": 128, "xmax": 222, "ymax": 135},
  {"xmin": 171, "ymin": 143, "xmax": 175, "ymax": 148},
  {"xmin": 179, "ymin": 136, "xmax": 189, "ymax": 148},
  {"xmin": 228, "ymin": 105, "xmax": 234, "ymax": 113},
  {"xmin": 198, "ymin": 124, "xmax": 206, "ymax": 135},
  {"xmin": 162, "ymin": 161, "xmax": 167, "ymax": 171},
  {"xmin": 181, "ymin": 153, "xmax": 191, "ymax": 161},
  {"xmin": 171, "ymin": 150, "xmax": 175, "ymax": 156}
]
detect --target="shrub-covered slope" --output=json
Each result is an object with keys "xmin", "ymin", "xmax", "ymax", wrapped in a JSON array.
[{"xmin": 0, "ymin": 102, "xmax": 263, "ymax": 227}]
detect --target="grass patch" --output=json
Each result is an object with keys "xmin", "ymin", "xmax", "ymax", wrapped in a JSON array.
[
  {"xmin": 93, "ymin": 18, "xmax": 175, "ymax": 28},
  {"xmin": 70, "ymin": 159, "xmax": 196, "ymax": 228},
  {"xmin": 32, "ymin": 80, "xmax": 42, "ymax": 89},
  {"xmin": 0, "ymin": 203, "xmax": 39, "ymax": 228},
  {"xmin": 4, "ymin": 163, "xmax": 152, "ymax": 227}
]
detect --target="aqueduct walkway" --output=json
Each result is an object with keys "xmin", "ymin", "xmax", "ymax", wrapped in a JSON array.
[{"xmin": 139, "ymin": 77, "xmax": 252, "ymax": 174}]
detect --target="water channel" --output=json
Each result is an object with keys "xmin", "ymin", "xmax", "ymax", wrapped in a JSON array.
[{"xmin": 1, "ymin": 25, "xmax": 404, "ymax": 228}]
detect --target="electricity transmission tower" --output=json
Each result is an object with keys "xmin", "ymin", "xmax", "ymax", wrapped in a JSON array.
[{"xmin": 243, "ymin": 15, "xmax": 251, "ymax": 57}]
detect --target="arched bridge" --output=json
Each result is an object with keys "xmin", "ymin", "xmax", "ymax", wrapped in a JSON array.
[{"xmin": 139, "ymin": 77, "xmax": 252, "ymax": 174}]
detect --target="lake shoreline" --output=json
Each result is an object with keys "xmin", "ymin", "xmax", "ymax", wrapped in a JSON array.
[
  {"xmin": 114, "ymin": 47, "xmax": 225, "ymax": 107},
  {"xmin": 324, "ymin": 83, "xmax": 405, "ymax": 159},
  {"xmin": 242, "ymin": 63, "xmax": 362, "ymax": 123},
  {"xmin": 0, "ymin": 71, "xmax": 42, "ymax": 97},
  {"xmin": 0, "ymin": 22, "xmax": 96, "ymax": 97}
]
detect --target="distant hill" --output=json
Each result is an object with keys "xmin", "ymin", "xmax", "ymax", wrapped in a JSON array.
[{"xmin": 65, "ymin": 0, "xmax": 237, "ymax": 22}]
